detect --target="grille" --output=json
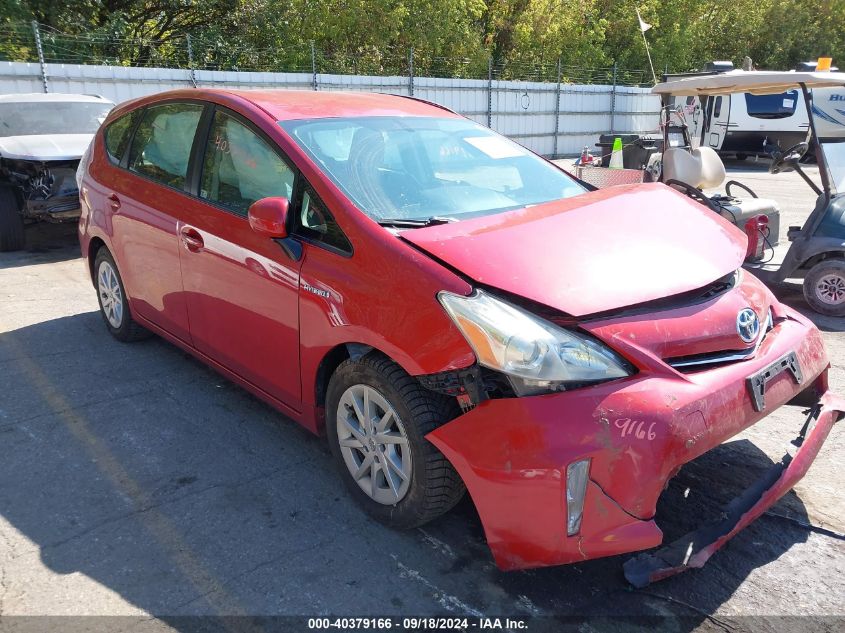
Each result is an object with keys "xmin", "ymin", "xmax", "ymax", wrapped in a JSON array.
[{"xmin": 666, "ymin": 309, "xmax": 774, "ymax": 372}]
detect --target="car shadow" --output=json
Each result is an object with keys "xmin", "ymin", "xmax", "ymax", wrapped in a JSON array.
[
  {"xmin": 768, "ymin": 281, "xmax": 845, "ymax": 333},
  {"xmin": 722, "ymin": 157, "xmax": 775, "ymax": 171},
  {"xmin": 0, "ymin": 222, "xmax": 81, "ymax": 269},
  {"xmin": 0, "ymin": 312, "xmax": 828, "ymax": 628}
]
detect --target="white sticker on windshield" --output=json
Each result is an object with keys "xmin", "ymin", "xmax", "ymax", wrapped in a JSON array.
[
  {"xmin": 465, "ymin": 136, "xmax": 528, "ymax": 159},
  {"xmin": 783, "ymin": 98, "xmax": 794, "ymax": 108}
]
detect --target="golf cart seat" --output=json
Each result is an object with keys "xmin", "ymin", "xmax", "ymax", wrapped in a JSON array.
[
  {"xmin": 662, "ymin": 146, "xmax": 780, "ymax": 243},
  {"xmin": 663, "ymin": 146, "xmax": 725, "ymax": 189}
]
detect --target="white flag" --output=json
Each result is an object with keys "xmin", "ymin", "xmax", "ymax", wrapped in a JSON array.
[{"xmin": 636, "ymin": 8, "xmax": 652, "ymax": 33}]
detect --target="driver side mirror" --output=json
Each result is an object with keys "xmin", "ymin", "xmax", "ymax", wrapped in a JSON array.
[{"xmin": 248, "ymin": 197, "xmax": 289, "ymax": 238}]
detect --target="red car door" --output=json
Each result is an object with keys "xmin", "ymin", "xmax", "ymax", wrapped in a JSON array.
[
  {"xmin": 97, "ymin": 101, "xmax": 206, "ymax": 343},
  {"xmin": 178, "ymin": 107, "xmax": 303, "ymax": 406}
]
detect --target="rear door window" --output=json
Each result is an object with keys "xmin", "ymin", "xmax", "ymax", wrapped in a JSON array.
[
  {"xmin": 199, "ymin": 110, "xmax": 295, "ymax": 215},
  {"xmin": 104, "ymin": 110, "xmax": 141, "ymax": 164},
  {"xmin": 128, "ymin": 103, "xmax": 204, "ymax": 189}
]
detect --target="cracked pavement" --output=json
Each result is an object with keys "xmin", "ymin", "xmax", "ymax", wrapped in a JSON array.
[{"xmin": 0, "ymin": 161, "xmax": 843, "ymax": 628}]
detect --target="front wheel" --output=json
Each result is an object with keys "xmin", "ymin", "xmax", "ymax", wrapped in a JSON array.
[
  {"xmin": 326, "ymin": 354, "xmax": 465, "ymax": 529},
  {"xmin": 803, "ymin": 259, "xmax": 845, "ymax": 317}
]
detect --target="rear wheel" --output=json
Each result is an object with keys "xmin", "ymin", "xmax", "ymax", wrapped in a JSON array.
[
  {"xmin": 94, "ymin": 247, "xmax": 151, "ymax": 342},
  {"xmin": 803, "ymin": 259, "xmax": 845, "ymax": 317},
  {"xmin": 326, "ymin": 354, "xmax": 465, "ymax": 529},
  {"xmin": 0, "ymin": 186, "xmax": 25, "ymax": 252}
]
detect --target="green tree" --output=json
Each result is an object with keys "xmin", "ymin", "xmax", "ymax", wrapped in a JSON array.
[{"xmin": 2, "ymin": 0, "xmax": 844, "ymax": 77}]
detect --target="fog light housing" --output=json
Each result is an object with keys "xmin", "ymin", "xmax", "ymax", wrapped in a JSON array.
[{"xmin": 566, "ymin": 459, "xmax": 590, "ymax": 535}]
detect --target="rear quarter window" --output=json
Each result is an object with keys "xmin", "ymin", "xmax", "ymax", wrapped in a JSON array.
[{"xmin": 104, "ymin": 110, "xmax": 141, "ymax": 164}]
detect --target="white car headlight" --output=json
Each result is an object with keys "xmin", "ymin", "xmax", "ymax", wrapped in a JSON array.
[{"xmin": 438, "ymin": 289, "xmax": 632, "ymax": 395}]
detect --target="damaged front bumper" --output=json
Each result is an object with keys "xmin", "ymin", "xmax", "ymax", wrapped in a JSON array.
[
  {"xmin": 426, "ymin": 308, "xmax": 842, "ymax": 582},
  {"xmin": 623, "ymin": 390, "xmax": 844, "ymax": 587}
]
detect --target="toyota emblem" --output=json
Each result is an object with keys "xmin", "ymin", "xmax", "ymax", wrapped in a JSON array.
[{"xmin": 736, "ymin": 308, "xmax": 760, "ymax": 343}]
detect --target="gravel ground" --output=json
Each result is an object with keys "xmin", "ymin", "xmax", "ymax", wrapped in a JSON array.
[{"xmin": 0, "ymin": 161, "xmax": 842, "ymax": 630}]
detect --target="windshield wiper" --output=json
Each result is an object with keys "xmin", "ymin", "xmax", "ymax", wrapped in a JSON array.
[{"xmin": 377, "ymin": 216, "xmax": 458, "ymax": 228}]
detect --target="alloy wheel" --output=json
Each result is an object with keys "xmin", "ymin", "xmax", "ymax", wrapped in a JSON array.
[
  {"xmin": 336, "ymin": 384, "xmax": 412, "ymax": 505},
  {"xmin": 97, "ymin": 260, "xmax": 124, "ymax": 328}
]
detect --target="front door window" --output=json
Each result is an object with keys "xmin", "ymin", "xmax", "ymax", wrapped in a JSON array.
[{"xmin": 199, "ymin": 110, "xmax": 295, "ymax": 214}]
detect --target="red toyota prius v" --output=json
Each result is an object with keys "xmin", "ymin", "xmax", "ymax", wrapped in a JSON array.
[{"xmin": 78, "ymin": 88, "xmax": 842, "ymax": 586}]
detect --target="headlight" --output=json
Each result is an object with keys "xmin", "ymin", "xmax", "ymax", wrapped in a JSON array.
[{"xmin": 438, "ymin": 289, "xmax": 632, "ymax": 395}]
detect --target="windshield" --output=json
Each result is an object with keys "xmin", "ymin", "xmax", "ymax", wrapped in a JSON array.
[
  {"xmin": 0, "ymin": 101, "xmax": 112, "ymax": 137},
  {"xmin": 820, "ymin": 142, "xmax": 845, "ymax": 193},
  {"xmin": 280, "ymin": 116, "xmax": 585, "ymax": 222}
]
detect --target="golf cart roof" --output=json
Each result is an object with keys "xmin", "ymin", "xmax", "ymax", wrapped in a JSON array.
[{"xmin": 653, "ymin": 70, "xmax": 845, "ymax": 96}]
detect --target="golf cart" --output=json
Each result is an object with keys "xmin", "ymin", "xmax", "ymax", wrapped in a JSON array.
[{"xmin": 653, "ymin": 70, "xmax": 845, "ymax": 317}]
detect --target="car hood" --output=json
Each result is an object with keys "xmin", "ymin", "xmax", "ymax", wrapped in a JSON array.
[
  {"xmin": 401, "ymin": 183, "xmax": 748, "ymax": 317},
  {"xmin": 0, "ymin": 134, "xmax": 94, "ymax": 161}
]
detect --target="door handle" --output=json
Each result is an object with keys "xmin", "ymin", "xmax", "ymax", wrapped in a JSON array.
[
  {"xmin": 180, "ymin": 226, "xmax": 204, "ymax": 252},
  {"xmin": 107, "ymin": 193, "xmax": 121, "ymax": 211}
]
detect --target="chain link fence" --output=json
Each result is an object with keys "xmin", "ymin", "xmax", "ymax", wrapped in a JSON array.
[{"xmin": 0, "ymin": 21, "xmax": 660, "ymax": 157}]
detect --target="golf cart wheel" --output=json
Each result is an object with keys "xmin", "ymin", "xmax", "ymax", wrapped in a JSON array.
[
  {"xmin": 803, "ymin": 259, "xmax": 845, "ymax": 317},
  {"xmin": 0, "ymin": 186, "xmax": 25, "ymax": 252},
  {"xmin": 94, "ymin": 247, "xmax": 151, "ymax": 342},
  {"xmin": 325, "ymin": 354, "xmax": 465, "ymax": 529}
]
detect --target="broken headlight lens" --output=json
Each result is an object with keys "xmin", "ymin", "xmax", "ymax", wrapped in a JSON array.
[{"xmin": 438, "ymin": 289, "xmax": 632, "ymax": 395}]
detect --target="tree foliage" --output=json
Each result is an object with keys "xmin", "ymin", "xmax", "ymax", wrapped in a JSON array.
[{"xmin": 2, "ymin": 0, "xmax": 844, "ymax": 77}]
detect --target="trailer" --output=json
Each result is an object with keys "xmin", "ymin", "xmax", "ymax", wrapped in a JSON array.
[{"xmin": 666, "ymin": 62, "xmax": 845, "ymax": 158}]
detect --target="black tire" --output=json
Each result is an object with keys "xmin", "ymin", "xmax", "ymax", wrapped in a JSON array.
[
  {"xmin": 735, "ymin": 153, "xmax": 748, "ymax": 161},
  {"xmin": 803, "ymin": 258, "xmax": 845, "ymax": 317},
  {"xmin": 0, "ymin": 185, "xmax": 25, "ymax": 252},
  {"xmin": 93, "ymin": 247, "xmax": 152, "ymax": 342},
  {"xmin": 326, "ymin": 354, "xmax": 465, "ymax": 529}
]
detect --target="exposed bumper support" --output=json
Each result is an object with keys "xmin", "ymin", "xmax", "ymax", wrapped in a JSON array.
[
  {"xmin": 623, "ymin": 391, "xmax": 844, "ymax": 588},
  {"xmin": 25, "ymin": 194, "xmax": 81, "ymax": 221}
]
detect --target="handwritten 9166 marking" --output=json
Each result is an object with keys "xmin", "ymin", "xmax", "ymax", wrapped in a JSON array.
[{"xmin": 615, "ymin": 418, "xmax": 657, "ymax": 441}]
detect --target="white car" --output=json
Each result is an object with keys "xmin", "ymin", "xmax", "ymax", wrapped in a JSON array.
[{"xmin": 0, "ymin": 93, "xmax": 114, "ymax": 251}]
